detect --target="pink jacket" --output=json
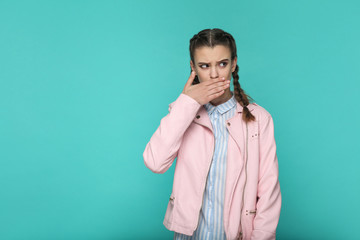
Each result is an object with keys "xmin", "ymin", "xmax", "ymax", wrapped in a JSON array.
[{"xmin": 143, "ymin": 93, "xmax": 281, "ymax": 240}]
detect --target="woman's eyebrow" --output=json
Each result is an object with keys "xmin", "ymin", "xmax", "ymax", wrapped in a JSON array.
[{"xmin": 198, "ymin": 59, "xmax": 230, "ymax": 65}]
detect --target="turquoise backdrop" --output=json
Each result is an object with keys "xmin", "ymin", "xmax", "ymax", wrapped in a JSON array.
[{"xmin": 1, "ymin": 0, "xmax": 359, "ymax": 239}]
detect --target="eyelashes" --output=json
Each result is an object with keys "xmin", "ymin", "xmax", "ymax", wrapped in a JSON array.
[
  {"xmin": 199, "ymin": 62, "xmax": 228, "ymax": 69},
  {"xmin": 219, "ymin": 62, "xmax": 228, "ymax": 67}
]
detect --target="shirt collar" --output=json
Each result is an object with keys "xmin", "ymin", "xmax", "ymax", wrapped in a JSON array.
[{"xmin": 204, "ymin": 91, "xmax": 237, "ymax": 116}]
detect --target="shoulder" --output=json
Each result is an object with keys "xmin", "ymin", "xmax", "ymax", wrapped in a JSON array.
[{"xmin": 248, "ymin": 102, "xmax": 273, "ymax": 123}]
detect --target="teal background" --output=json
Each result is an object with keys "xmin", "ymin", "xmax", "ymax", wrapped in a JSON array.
[{"xmin": 1, "ymin": 0, "xmax": 359, "ymax": 239}]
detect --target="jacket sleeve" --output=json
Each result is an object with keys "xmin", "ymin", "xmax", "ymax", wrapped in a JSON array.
[
  {"xmin": 251, "ymin": 113, "xmax": 282, "ymax": 240},
  {"xmin": 143, "ymin": 93, "xmax": 201, "ymax": 174}
]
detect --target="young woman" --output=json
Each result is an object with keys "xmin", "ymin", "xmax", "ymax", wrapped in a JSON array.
[{"xmin": 143, "ymin": 28, "xmax": 281, "ymax": 240}]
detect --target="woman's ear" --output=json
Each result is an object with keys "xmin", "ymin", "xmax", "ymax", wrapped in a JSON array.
[
  {"xmin": 231, "ymin": 57, "xmax": 238, "ymax": 72},
  {"xmin": 190, "ymin": 60, "xmax": 196, "ymax": 73}
]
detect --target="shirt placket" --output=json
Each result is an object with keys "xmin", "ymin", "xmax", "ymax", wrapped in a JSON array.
[{"xmin": 209, "ymin": 109, "xmax": 220, "ymax": 239}]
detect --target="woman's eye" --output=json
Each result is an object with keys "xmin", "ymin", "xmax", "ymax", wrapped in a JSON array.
[
  {"xmin": 200, "ymin": 64, "xmax": 208, "ymax": 68},
  {"xmin": 219, "ymin": 62, "xmax": 227, "ymax": 67}
]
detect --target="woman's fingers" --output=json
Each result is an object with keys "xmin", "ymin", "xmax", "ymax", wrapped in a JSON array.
[
  {"xmin": 203, "ymin": 76, "xmax": 225, "ymax": 86},
  {"xmin": 205, "ymin": 80, "xmax": 230, "ymax": 100},
  {"xmin": 183, "ymin": 74, "xmax": 231, "ymax": 105},
  {"xmin": 184, "ymin": 71, "xmax": 197, "ymax": 89},
  {"xmin": 207, "ymin": 89, "xmax": 225, "ymax": 101},
  {"xmin": 207, "ymin": 79, "xmax": 231, "ymax": 91}
]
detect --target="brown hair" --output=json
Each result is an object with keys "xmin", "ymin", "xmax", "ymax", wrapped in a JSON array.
[{"xmin": 189, "ymin": 28, "xmax": 256, "ymax": 123}]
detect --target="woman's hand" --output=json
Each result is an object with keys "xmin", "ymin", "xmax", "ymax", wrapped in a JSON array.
[{"xmin": 182, "ymin": 71, "xmax": 231, "ymax": 105}]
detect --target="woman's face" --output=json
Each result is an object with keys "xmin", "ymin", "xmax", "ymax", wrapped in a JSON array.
[{"xmin": 190, "ymin": 45, "xmax": 237, "ymax": 83}]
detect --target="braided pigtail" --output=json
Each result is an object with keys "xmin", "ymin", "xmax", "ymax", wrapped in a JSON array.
[
  {"xmin": 189, "ymin": 32, "xmax": 203, "ymax": 85},
  {"xmin": 232, "ymin": 65, "xmax": 256, "ymax": 123}
]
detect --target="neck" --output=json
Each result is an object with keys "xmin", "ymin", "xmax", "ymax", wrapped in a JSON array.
[{"xmin": 209, "ymin": 89, "xmax": 233, "ymax": 106}]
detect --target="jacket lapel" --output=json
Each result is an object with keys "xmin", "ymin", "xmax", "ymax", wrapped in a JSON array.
[
  {"xmin": 193, "ymin": 106, "xmax": 213, "ymax": 132},
  {"xmin": 226, "ymin": 101, "xmax": 255, "ymax": 154},
  {"xmin": 192, "ymin": 101, "xmax": 256, "ymax": 149},
  {"xmin": 169, "ymin": 96, "xmax": 255, "ymax": 151}
]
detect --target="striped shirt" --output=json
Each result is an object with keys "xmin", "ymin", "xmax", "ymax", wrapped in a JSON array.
[{"xmin": 174, "ymin": 92, "xmax": 237, "ymax": 240}]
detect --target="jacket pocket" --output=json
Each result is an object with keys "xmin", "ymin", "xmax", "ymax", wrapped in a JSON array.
[
  {"xmin": 249, "ymin": 209, "xmax": 257, "ymax": 215},
  {"xmin": 164, "ymin": 192, "xmax": 175, "ymax": 224},
  {"xmin": 249, "ymin": 209, "xmax": 257, "ymax": 231},
  {"xmin": 243, "ymin": 209, "xmax": 257, "ymax": 239},
  {"xmin": 246, "ymin": 209, "xmax": 257, "ymax": 215}
]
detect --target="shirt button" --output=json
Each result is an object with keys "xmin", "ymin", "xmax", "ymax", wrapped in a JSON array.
[
  {"xmin": 196, "ymin": 115, "xmax": 200, "ymax": 119},
  {"xmin": 227, "ymin": 122, "xmax": 231, "ymax": 126}
]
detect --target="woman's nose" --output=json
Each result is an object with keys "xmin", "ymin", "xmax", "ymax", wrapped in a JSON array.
[{"xmin": 210, "ymin": 67, "xmax": 219, "ymax": 79}]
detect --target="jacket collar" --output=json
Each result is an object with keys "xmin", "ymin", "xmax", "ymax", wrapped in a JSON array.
[
  {"xmin": 204, "ymin": 93, "xmax": 237, "ymax": 116},
  {"xmin": 193, "ymin": 99, "xmax": 255, "ymax": 131},
  {"xmin": 192, "ymin": 99, "xmax": 255, "ymax": 157}
]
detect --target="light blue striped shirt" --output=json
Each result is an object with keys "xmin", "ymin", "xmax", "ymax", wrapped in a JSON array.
[{"xmin": 174, "ymin": 92, "xmax": 237, "ymax": 240}]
